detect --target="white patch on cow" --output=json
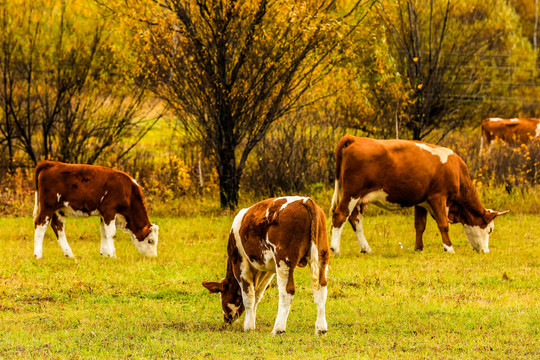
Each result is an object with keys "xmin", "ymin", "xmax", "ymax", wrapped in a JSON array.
[
  {"xmin": 100, "ymin": 220, "xmax": 117, "ymax": 257},
  {"xmin": 272, "ymin": 260, "xmax": 293, "ymax": 335},
  {"xmin": 463, "ymin": 222, "xmax": 492, "ymax": 253},
  {"xmin": 100, "ymin": 191, "xmax": 108, "ymax": 204},
  {"xmin": 415, "ymin": 143, "xmax": 454, "ymax": 164},
  {"xmin": 57, "ymin": 193, "xmax": 61, "ymax": 202},
  {"xmin": 131, "ymin": 178, "xmax": 140, "ymax": 186},
  {"xmin": 232, "ymin": 207, "xmax": 250, "ymax": 259},
  {"xmin": 133, "ymin": 223, "xmax": 159, "ymax": 258},
  {"xmin": 330, "ymin": 223, "xmax": 345, "ymax": 255},
  {"xmin": 275, "ymin": 196, "xmax": 310, "ymax": 212},
  {"xmin": 443, "ymin": 243, "xmax": 455, "ymax": 253},
  {"xmin": 33, "ymin": 216, "xmax": 50, "ymax": 259},
  {"xmin": 227, "ymin": 302, "xmax": 241, "ymax": 315},
  {"xmin": 489, "ymin": 118, "xmax": 503, "ymax": 122},
  {"xmin": 535, "ymin": 123, "xmax": 540, "ymax": 138},
  {"xmin": 265, "ymin": 208, "xmax": 270, "ymax": 220},
  {"xmin": 510, "ymin": 118, "xmax": 519, "ymax": 122},
  {"xmin": 347, "ymin": 197, "xmax": 360, "ymax": 214},
  {"xmin": 313, "ymin": 285, "xmax": 328, "ymax": 334},
  {"xmin": 61, "ymin": 202, "xmax": 100, "ymax": 218}
]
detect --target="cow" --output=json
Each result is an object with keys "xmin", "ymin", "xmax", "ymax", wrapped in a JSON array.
[
  {"xmin": 480, "ymin": 118, "xmax": 540, "ymax": 155},
  {"xmin": 33, "ymin": 160, "xmax": 159, "ymax": 259},
  {"xmin": 329, "ymin": 135, "xmax": 509, "ymax": 255},
  {"xmin": 202, "ymin": 196, "xmax": 329, "ymax": 335}
]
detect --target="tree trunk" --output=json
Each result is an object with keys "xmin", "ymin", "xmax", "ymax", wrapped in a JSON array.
[{"xmin": 217, "ymin": 146, "xmax": 240, "ymax": 210}]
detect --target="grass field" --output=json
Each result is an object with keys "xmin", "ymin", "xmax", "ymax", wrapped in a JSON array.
[{"xmin": 0, "ymin": 211, "xmax": 538, "ymax": 359}]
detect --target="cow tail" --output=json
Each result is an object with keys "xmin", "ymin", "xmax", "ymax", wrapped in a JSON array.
[
  {"xmin": 33, "ymin": 161, "xmax": 53, "ymax": 221},
  {"xmin": 306, "ymin": 199, "xmax": 328, "ymax": 290},
  {"xmin": 330, "ymin": 135, "xmax": 355, "ymax": 216}
]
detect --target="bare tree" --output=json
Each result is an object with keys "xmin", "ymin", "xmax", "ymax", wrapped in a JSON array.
[
  {"xmin": 0, "ymin": 0, "xmax": 156, "ymax": 169},
  {"xmin": 378, "ymin": 0, "xmax": 512, "ymax": 141},
  {"xmin": 130, "ymin": 0, "xmax": 370, "ymax": 209}
]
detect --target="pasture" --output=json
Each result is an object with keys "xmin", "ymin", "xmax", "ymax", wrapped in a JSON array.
[{"xmin": 0, "ymin": 209, "xmax": 538, "ymax": 359}]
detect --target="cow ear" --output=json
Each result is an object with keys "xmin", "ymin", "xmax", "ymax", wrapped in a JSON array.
[{"xmin": 202, "ymin": 281, "xmax": 223, "ymax": 293}]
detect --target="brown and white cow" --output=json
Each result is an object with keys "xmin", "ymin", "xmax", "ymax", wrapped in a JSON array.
[
  {"xmin": 330, "ymin": 135, "xmax": 508, "ymax": 255},
  {"xmin": 33, "ymin": 161, "xmax": 158, "ymax": 259},
  {"xmin": 203, "ymin": 196, "xmax": 329, "ymax": 335},
  {"xmin": 480, "ymin": 118, "xmax": 540, "ymax": 154}
]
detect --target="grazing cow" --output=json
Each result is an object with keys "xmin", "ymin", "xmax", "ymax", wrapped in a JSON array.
[
  {"xmin": 33, "ymin": 161, "xmax": 158, "ymax": 259},
  {"xmin": 202, "ymin": 196, "xmax": 329, "ymax": 335},
  {"xmin": 480, "ymin": 118, "xmax": 540, "ymax": 154},
  {"xmin": 330, "ymin": 135, "xmax": 509, "ymax": 255}
]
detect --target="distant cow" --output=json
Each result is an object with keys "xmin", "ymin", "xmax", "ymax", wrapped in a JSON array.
[
  {"xmin": 480, "ymin": 118, "xmax": 540, "ymax": 154},
  {"xmin": 33, "ymin": 161, "xmax": 158, "ymax": 259},
  {"xmin": 330, "ymin": 135, "xmax": 508, "ymax": 255},
  {"xmin": 203, "ymin": 196, "xmax": 329, "ymax": 335}
]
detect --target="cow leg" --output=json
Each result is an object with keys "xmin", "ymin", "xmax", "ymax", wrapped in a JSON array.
[
  {"xmin": 272, "ymin": 260, "xmax": 295, "ymax": 335},
  {"xmin": 34, "ymin": 213, "xmax": 51, "ymax": 259},
  {"xmin": 414, "ymin": 206, "xmax": 428, "ymax": 251},
  {"xmin": 239, "ymin": 265, "xmax": 257, "ymax": 331},
  {"xmin": 348, "ymin": 206, "xmax": 372, "ymax": 254},
  {"xmin": 427, "ymin": 198, "xmax": 454, "ymax": 253},
  {"xmin": 310, "ymin": 259, "xmax": 328, "ymax": 334},
  {"xmin": 51, "ymin": 213, "xmax": 74, "ymax": 258},
  {"xmin": 100, "ymin": 216, "xmax": 117, "ymax": 258},
  {"xmin": 331, "ymin": 195, "xmax": 360, "ymax": 255}
]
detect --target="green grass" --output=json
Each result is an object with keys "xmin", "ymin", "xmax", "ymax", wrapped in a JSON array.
[{"xmin": 0, "ymin": 212, "xmax": 538, "ymax": 359}]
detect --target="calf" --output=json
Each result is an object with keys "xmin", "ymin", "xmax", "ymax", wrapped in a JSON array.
[
  {"xmin": 330, "ymin": 135, "xmax": 508, "ymax": 255},
  {"xmin": 203, "ymin": 196, "xmax": 329, "ymax": 335},
  {"xmin": 33, "ymin": 161, "xmax": 158, "ymax": 259},
  {"xmin": 480, "ymin": 117, "xmax": 540, "ymax": 154}
]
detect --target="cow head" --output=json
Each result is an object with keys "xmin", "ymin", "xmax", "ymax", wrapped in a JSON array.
[
  {"xmin": 448, "ymin": 205, "xmax": 509, "ymax": 253},
  {"xmin": 132, "ymin": 223, "xmax": 159, "ymax": 257},
  {"xmin": 202, "ymin": 275, "xmax": 244, "ymax": 324}
]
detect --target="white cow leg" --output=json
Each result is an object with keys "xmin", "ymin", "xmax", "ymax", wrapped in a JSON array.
[
  {"xmin": 313, "ymin": 284, "xmax": 328, "ymax": 334},
  {"xmin": 34, "ymin": 217, "xmax": 50, "ymax": 259},
  {"xmin": 242, "ymin": 280, "xmax": 257, "ymax": 331},
  {"xmin": 100, "ymin": 218, "xmax": 108, "ymax": 256},
  {"xmin": 352, "ymin": 212, "xmax": 372, "ymax": 254},
  {"xmin": 330, "ymin": 224, "xmax": 345, "ymax": 256},
  {"xmin": 101, "ymin": 219, "xmax": 117, "ymax": 258},
  {"xmin": 53, "ymin": 214, "xmax": 74, "ymax": 258},
  {"xmin": 272, "ymin": 262, "xmax": 294, "ymax": 335}
]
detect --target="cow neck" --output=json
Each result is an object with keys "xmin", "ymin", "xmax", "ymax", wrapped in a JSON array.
[
  {"xmin": 456, "ymin": 177, "xmax": 486, "ymax": 223},
  {"xmin": 123, "ymin": 184, "xmax": 151, "ymax": 241}
]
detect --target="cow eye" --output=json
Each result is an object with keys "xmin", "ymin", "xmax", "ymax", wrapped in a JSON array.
[{"xmin": 148, "ymin": 239, "xmax": 154, "ymax": 244}]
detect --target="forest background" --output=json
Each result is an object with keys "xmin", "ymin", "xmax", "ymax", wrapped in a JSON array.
[{"xmin": 1, "ymin": 0, "xmax": 539, "ymax": 214}]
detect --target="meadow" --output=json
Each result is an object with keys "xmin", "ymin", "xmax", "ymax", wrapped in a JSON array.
[{"xmin": 0, "ymin": 205, "xmax": 538, "ymax": 359}]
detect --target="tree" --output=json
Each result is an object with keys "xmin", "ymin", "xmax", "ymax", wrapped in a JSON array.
[
  {"xmin": 371, "ymin": 0, "xmax": 533, "ymax": 140},
  {"xmin": 120, "ymin": 0, "xmax": 371, "ymax": 209},
  {"xmin": 0, "ymin": 0, "xmax": 157, "ymax": 170}
]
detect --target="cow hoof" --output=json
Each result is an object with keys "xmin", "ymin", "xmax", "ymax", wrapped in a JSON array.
[
  {"xmin": 330, "ymin": 248, "xmax": 340, "ymax": 256},
  {"xmin": 361, "ymin": 249, "xmax": 372, "ymax": 254},
  {"xmin": 317, "ymin": 329, "xmax": 327, "ymax": 335},
  {"xmin": 414, "ymin": 248, "xmax": 423, "ymax": 252},
  {"xmin": 272, "ymin": 330, "xmax": 285, "ymax": 336}
]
